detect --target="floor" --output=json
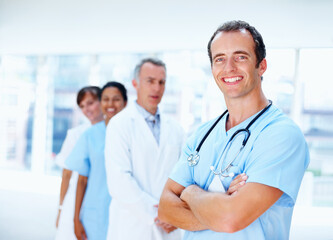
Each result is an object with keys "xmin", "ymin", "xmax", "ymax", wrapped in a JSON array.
[
  {"xmin": 0, "ymin": 170, "xmax": 59, "ymax": 240},
  {"xmin": 0, "ymin": 170, "xmax": 333, "ymax": 240}
]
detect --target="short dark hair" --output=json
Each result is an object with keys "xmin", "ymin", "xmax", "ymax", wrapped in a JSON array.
[
  {"xmin": 76, "ymin": 86, "xmax": 101, "ymax": 106},
  {"xmin": 134, "ymin": 58, "xmax": 166, "ymax": 81},
  {"xmin": 101, "ymin": 81, "xmax": 128, "ymax": 102},
  {"xmin": 207, "ymin": 20, "xmax": 266, "ymax": 67}
]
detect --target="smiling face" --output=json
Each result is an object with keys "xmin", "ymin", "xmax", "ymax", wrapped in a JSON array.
[
  {"xmin": 101, "ymin": 87, "xmax": 127, "ymax": 123},
  {"xmin": 210, "ymin": 30, "xmax": 267, "ymax": 103},
  {"xmin": 132, "ymin": 62, "xmax": 166, "ymax": 115},
  {"xmin": 79, "ymin": 92, "xmax": 103, "ymax": 124}
]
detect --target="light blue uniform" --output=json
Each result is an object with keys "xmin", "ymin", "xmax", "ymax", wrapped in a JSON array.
[
  {"xmin": 170, "ymin": 105, "xmax": 309, "ymax": 240},
  {"xmin": 66, "ymin": 121, "xmax": 111, "ymax": 240}
]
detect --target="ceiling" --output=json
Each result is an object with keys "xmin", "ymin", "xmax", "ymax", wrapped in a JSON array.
[{"xmin": 0, "ymin": 0, "xmax": 332, "ymax": 54}]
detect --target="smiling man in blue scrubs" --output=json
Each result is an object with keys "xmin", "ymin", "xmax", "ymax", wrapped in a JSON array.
[{"xmin": 158, "ymin": 20, "xmax": 310, "ymax": 240}]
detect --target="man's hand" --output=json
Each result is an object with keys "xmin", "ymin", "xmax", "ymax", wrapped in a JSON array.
[
  {"xmin": 74, "ymin": 218, "xmax": 87, "ymax": 240},
  {"xmin": 154, "ymin": 216, "xmax": 178, "ymax": 233},
  {"xmin": 154, "ymin": 204, "xmax": 177, "ymax": 233},
  {"xmin": 227, "ymin": 173, "xmax": 248, "ymax": 195},
  {"xmin": 180, "ymin": 173, "xmax": 248, "ymax": 203},
  {"xmin": 180, "ymin": 184, "xmax": 199, "ymax": 203}
]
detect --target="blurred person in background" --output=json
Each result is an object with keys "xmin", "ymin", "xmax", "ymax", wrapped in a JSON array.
[
  {"xmin": 104, "ymin": 58, "xmax": 184, "ymax": 240},
  {"xmin": 66, "ymin": 82, "xmax": 127, "ymax": 240},
  {"xmin": 55, "ymin": 86, "xmax": 103, "ymax": 240}
]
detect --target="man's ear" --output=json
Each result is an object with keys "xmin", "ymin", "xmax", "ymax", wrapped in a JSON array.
[
  {"xmin": 258, "ymin": 58, "xmax": 267, "ymax": 77},
  {"xmin": 132, "ymin": 79, "xmax": 138, "ymax": 90}
]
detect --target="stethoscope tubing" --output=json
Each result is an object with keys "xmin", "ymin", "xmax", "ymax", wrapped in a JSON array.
[{"xmin": 188, "ymin": 100, "xmax": 272, "ymax": 169}]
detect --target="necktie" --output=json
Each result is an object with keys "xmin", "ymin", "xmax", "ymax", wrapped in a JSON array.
[{"xmin": 146, "ymin": 115, "xmax": 159, "ymax": 144}]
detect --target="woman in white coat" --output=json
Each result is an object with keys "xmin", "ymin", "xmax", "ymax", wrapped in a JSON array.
[{"xmin": 55, "ymin": 86, "xmax": 103, "ymax": 240}]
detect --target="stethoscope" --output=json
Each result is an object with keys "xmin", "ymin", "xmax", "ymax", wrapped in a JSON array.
[{"xmin": 187, "ymin": 100, "xmax": 272, "ymax": 178}]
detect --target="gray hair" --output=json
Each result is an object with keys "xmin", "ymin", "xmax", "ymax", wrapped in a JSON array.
[{"xmin": 133, "ymin": 58, "xmax": 166, "ymax": 81}]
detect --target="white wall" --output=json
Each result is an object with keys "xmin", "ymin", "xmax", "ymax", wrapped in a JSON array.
[{"xmin": 1, "ymin": 0, "xmax": 333, "ymax": 55}]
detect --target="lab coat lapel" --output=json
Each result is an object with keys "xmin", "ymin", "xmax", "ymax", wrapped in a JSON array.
[
  {"xmin": 159, "ymin": 115, "xmax": 170, "ymax": 150},
  {"xmin": 130, "ymin": 103, "xmax": 159, "ymax": 151}
]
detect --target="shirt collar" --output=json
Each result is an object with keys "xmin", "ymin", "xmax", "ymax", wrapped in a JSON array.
[{"xmin": 135, "ymin": 101, "xmax": 160, "ymax": 121}]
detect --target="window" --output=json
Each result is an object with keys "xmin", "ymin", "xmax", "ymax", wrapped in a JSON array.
[
  {"xmin": 0, "ymin": 56, "xmax": 37, "ymax": 170},
  {"xmin": 1, "ymin": 49, "xmax": 332, "ymax": 207}
]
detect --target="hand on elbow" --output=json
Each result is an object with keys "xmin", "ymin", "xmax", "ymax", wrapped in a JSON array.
[{"xmin": 180, "ymin": 184, "xmax": 198, "ymax": 203}]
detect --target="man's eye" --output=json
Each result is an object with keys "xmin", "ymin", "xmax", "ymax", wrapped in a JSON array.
[
  {"xmin": 215, "ymin": 57, "xmax": 224, "ymax": 62},
  {"xmin": 237, "ymin": 56, "xmax": 247, "ymax": 60}
]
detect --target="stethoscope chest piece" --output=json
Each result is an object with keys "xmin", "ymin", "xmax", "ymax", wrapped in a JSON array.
[
  {"xmin": 187, "ymin": 100, "xmax": 272, "ymax": 171},
  {"xmin": 187, "ymin": 152, "xmax": 200, "ymax": 166}
]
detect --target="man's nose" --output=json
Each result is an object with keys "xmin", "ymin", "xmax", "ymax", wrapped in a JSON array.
[
  {"xmin": 152, "ymin": 82, "xmax": 162, "ymax": 92},
  {"xmin": 224, "ymin": 58, "xmax": 236, "ymax": 72}
]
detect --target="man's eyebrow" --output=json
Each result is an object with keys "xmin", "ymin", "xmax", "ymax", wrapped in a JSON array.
[
  {"xmin": 212, "ymin": 53, "xmax": 225, "ymax": 60},
  {"xmin": 213, "ymin": 51, "xmax": 251, "ymax": 60},
  {"xmin": 234, "ymin": 50, "xmax": 251, "ymax": 56}
]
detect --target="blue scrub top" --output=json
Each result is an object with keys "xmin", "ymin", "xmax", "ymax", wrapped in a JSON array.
[
  {"xmin": 66, "ymin": 121, "xmax": 111, "ymax": 240},
  {"xmin": 170, "ymin": 105, "xmax": 309, "ymax": 240}
]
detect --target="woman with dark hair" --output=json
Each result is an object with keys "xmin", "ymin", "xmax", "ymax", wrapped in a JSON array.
[
  {"xmin": 55, "ymin": 86, "xmax": 103, "ymax": 240},
  {"xmin": 65, "ymin": 81, "xmax": 127, "ymax": 240}
]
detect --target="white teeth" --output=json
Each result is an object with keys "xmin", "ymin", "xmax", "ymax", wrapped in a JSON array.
[
  {"xmin": 224, "ymin": 77, "xmax": 242, "ymax": 83},
  {"xmin": 107, "ymin": 108, "xmax": 115, "ymax": 112}
]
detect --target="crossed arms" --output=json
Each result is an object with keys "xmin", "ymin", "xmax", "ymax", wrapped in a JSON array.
[{"xmin": 158, "ymin": 176, "xmax": 282, "ymax": 233}]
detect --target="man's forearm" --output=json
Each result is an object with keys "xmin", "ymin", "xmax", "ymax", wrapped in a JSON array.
[
  {"xmin": 180, "ymin": 183, "xmax": 283, "ymax": 233},
  {"xmin": 158, "ymin": 181, "xmax": 207, "ymax": 231},
  {"xmin": 180, "ymin": 184, "xmax": 235, "ymax": 233}
]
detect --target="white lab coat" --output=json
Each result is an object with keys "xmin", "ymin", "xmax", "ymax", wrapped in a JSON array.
[
  {"xmin": 105, "ymin": 102, "xmax": 184, "ymax": 240},
  {"xmin": 55, "ymin": 123, "xmax": 90, "ymax": 240}
]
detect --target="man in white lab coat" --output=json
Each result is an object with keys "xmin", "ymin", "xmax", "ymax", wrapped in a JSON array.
[{"xmin": 105, "ymin": 58, "xmax": 184, "ymax": 240}]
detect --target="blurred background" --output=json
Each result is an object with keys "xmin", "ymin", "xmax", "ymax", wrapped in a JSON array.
[{"xmin": 0, "ymin": 0, "xmax": 333, "ymax": 239}]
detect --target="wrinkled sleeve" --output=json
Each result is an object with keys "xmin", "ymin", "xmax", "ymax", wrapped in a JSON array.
[
  {"xmin": 104, "ymin": 117, "xmax": 157, "ymax": 224},
  {"xmin": 65, "ymin": 131, "xmax": 90, "ymax": 177},
  {"xmin": 245, "ymin": 121, "xmax": 310, "ymax": 207}
]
